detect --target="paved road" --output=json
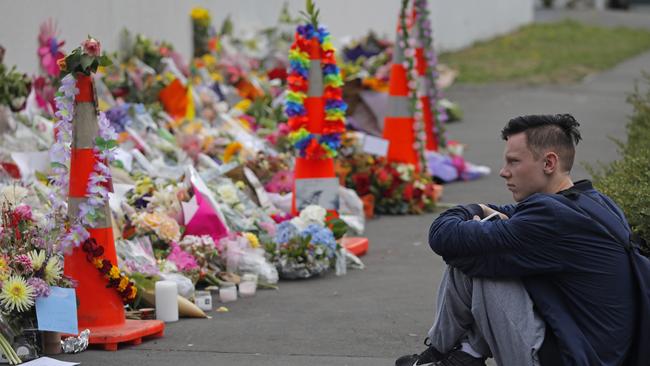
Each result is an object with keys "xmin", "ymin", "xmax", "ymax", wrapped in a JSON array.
[{"xmin": 58, "ymin": 8, "xmax": 650, "ymax": 366}]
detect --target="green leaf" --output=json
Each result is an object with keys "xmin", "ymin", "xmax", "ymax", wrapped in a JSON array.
[
  {"xmin": 99, "ymin": 55, "xmax": 113, "ymax": 67},
  {"xmin": 112, "ymin": 160, "xmax": 125, "ymax": 170},
  {"xmin": 50, "ymin": 162, "xmax": 68, "ymax": 171},
  {"xmin": 80, "ymin": 56, "xmax": 94, "ymax": 70}
]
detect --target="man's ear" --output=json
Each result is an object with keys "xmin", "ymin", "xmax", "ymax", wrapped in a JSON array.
[{"xmin": 543, "ymin": 152, "xmax": 560, "ymax": 174}]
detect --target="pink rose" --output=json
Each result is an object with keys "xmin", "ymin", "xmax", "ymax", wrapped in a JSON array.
[
  {"xmin": 13, "ymin": 204, "xmax": 33, "ymax": 222},
  {"xmin": 82, "ymin": 38, "xmax": 101, "ymax": 57}
]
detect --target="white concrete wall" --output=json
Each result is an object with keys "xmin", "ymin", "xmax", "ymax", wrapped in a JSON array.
[{"xmin": 0, "ymin": 0, "xmax": 534, "ymax": 75}]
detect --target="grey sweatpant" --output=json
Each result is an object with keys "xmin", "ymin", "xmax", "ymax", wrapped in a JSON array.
[{"xmin": 427, "ymin": 267, "xmax": 546, "ymax": 366}]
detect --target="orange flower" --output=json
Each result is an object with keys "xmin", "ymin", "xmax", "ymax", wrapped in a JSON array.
[
  {"xmin": 57, "ymin": 58, "xmax": 67, "ymax": 72},
  {"xmin": 128, "ymin": 286, "xmax": 138, "ymax": 299},
  {"xmin": 223, "ymin": 142, "xmax": 242, "ymax": 163}
]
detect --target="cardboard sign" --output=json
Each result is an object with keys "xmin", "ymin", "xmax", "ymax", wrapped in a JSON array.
[{"xmin": 295, "ymin": 177, "xmax": 339, "ymax": 211}]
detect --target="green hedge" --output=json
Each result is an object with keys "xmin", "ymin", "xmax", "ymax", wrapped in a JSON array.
[{"xmin": 589, "ymin": 74, "xmax": 650, "ymax": 255}]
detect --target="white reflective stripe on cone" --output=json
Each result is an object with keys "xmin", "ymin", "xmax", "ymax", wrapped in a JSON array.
[
  {"xmin": 308, "ymin": 59, "xmax": 323, "ymax": 97},
  {"xmin": 386, "ymin": 95, "xmax": 411, "ymax": 118},
  {"xmin": 72, "ymin": 102, "xmax": 99, "ymax": 149},
  {"xmin": 68, "ymin": 197, "xmax": 112, "ymax": 228}
]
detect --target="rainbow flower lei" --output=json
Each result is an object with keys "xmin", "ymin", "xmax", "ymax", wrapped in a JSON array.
[{"xmin": 285, "ymin": 24, "xmax": 347, "ymax": 159}]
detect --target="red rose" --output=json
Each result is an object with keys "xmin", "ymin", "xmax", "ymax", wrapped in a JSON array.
[
  {"xmin": 352, "ymin": 173, "xmax": 371, "ymax": 196},
  {"xmin": 377, "ymin": 169, "xmax": 392, "ymax": 185},
  {"xmin": 413, "ymin": 187, "xmax": 423, "ymax": 200},
  {"xmin": 403, "ymin": 183, "xmax": 414, "ymax": 201}
]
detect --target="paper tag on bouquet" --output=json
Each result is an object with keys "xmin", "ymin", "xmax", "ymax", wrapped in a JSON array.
[{"xmin": 361, "ymin": 134, "xmax": 389, "ymax": 157}]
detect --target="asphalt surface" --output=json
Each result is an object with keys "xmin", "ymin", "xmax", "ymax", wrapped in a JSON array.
[{"xmin": 56, "ymin": 8, "xmax": 650, "ymax": 366}]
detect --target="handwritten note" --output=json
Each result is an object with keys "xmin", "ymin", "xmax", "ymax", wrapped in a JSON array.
[
  {"xmin": 35, "ymin": 287, "xmax": 78, "ymax": 335},
  {"xmin": 362, "ymin": 135, "xmax": 389, "ymax": 157}
]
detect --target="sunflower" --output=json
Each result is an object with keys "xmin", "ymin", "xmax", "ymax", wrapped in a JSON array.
[
  {"xmin": 0, "ymin": 276, "xmax": 35, "ymax": 312},
  {"xmin": 44, "ymin": 256, "xmax": 62, "ymax": 285},
  {"xmin": 28, "ymin": 250, "xmax": 46, "ymax": 271}
]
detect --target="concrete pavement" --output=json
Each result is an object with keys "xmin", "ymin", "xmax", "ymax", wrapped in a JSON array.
[{"xmin": 57, "ymin": 8, "xmax": 650, "ymax": 366}]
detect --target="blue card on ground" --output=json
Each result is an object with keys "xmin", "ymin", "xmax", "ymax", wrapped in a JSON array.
[{"xmin": 35, "ymin": 287, "xmax": 79, "ymax": 335}]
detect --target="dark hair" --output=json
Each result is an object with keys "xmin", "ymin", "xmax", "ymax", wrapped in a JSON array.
[{"xmin": 501, "ymin": 114, "xmax": 582, "ymax": 172}]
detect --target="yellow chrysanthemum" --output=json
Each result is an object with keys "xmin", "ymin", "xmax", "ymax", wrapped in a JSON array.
[
  {"xmin": 201, "ymin": 54, "xmax": 217, "ymax": 67},
  {"xmin": 233, "ymin": 99, "xmax": 251, "ymax": 112},
  {"xmin": 109, "ymin": 266, "xmax": 121, "ymax": 280},
  {"xmin": 44, "ymin": 256, "xmax": 62, "ymax": 285},
  {"xmin": 28, "ymin": 250, "xmax": 46, "ymax": 271},
  {"xmin": 244, "ymin": 232, "xmax": 260, "ymax": 249},
  {"xmin": 118, "ymin": 277, "xmax": 129, "ymax": 292},
  {"xmin": 0, "ymin": 276, "xmax": 34, "ymax": 313},
  {"xmin": 93, "ymin": 258, "xmax": 104, "ymax": 269},
  {"xmin": 190, "ymin": 7, "xmax": 211, "ymax": 21},
  {"xmin": 223, "ymin": 142, "xmax": 243, "ymax": 163},
  {"xmin": 0, "ymin": 257, "xmax": 9, "ymax": 281}
]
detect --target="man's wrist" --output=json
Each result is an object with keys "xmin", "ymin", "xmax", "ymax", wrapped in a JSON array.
[{"xmin": 462, "ymin": 204, "xmax": 484, "ymax": 219}]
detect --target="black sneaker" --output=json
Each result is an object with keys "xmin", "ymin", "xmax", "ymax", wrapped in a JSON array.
[
  {"xmin": 434, "ymin": 349, "xmax": 486, "ymax": 366},
  {"xmin": 395, "ymin": 338, "xmax": 445, "ymax": 366}
]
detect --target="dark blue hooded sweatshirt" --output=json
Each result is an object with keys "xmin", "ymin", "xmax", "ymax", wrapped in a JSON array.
[{"xmin": 429, "ymin": 180, "xmax": 636, "ymax": 366}]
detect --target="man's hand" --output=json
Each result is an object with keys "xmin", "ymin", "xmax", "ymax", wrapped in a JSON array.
[{"xmin": 478, "ymin": 204, "xmax": 509, "ymax": 220}]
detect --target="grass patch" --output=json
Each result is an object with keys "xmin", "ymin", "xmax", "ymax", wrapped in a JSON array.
[{"xmin": 439, "ymin": 20, "xmax": 650, "ymax": 84}]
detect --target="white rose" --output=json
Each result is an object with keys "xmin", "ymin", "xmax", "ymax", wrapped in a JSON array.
[
  {"xmin": 299, "ymin": 205, "xmax": 326, "ymax": 225},
  {"xmin": 396, "ymin": 164, "xmax": 414, "ymax": 181},
  {"xmin": 217, "ymin": 185, "xmax": 239, "ymax": 205},
  {"xmin": 290, "ymin": 217, "xmax": 309, "ymax": 231}
]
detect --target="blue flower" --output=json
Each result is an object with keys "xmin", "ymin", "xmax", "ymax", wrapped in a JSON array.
[
  {"xmin": 300, "ymin": 225, "xmax": 337, "ymax": 257},
  {"xmin": 106, "ymin": 104, "xmax": 132, "ymax": 133},
  {"xmin": 322, "ymin": 64, "xmax": 339, "ymax": 75},
  {"xmin": 294, "ymin": 135, "xmax": 314, "ymax": 153},
  {"xmin": 325, "ymin": 99, "xmax": 347, "ymax": 111},
  {"xmin": 275, "ymin": 222, "xmax": 298, "ymax": 244},
  {"xmin": 299, "ymin": 224, "xmax": 321, "ymax": 239},
  {"xmin": 284, "ymin": 102, "xmax": 305, "ymax": 116}
]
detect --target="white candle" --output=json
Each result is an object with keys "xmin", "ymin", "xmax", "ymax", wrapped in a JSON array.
[
  {"xmin": 219, "ymin": 282, "xmax": 237, "ymax": 303},
  {"xmin": 194, "ymin": 290, "xmax": 212, "ymax": 311},
  {"xmin": 155, "ymin": 281, "xmax": 179, "ymax": 322},
  {"xmin": 238, "ymin": 274, "xmax": 257, "ymax": 297}
]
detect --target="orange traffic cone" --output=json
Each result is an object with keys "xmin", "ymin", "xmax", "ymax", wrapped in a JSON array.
[
  {"xmin": 291, "ymin": 37, "xmax": 336, "ymax": 215},
  {"xmin": 414, "ymin": 22, "xmax": 438, "ymax": 152},
  {"xmin": 382, "ymin": 30, "xmax": 419, "ymax": 170},
  {"xmin": 64, "ymin": 74, "xmax": 164, "ymax": 351}
]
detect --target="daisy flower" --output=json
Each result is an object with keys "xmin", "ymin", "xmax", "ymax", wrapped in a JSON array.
[
  {"xmin": 28, "ymin": 250, "xmax": 46, "ymax": 271},
  {"xmin": 44, "ymin": 256, "xmax": 62, "ymax": 285},
  {"xmin": 0, "ymin": 276, "xmax": 35, "ymax": 312}
]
